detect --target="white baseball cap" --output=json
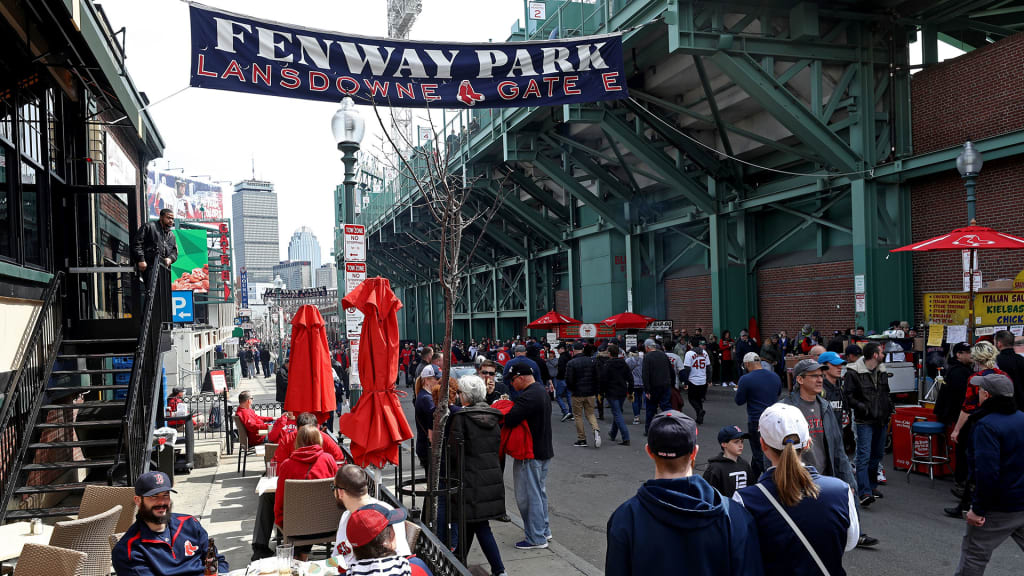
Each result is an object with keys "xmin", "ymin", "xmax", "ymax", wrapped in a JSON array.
[
  {"xmin": 742, "ymin": 352, "xmax": 761, "ymax": 364},
  {"xmin": 758, "ymin": 403, "xmax": 809, "ymax": 451},
  {"xmin": 420, "ymin": 364, "xmax": 441, "ymax": 379}
]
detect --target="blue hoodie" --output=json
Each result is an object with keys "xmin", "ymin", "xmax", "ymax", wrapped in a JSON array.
[{"xmin": 606, "ymin": 475, "xmax": 763, "ymax": 576}]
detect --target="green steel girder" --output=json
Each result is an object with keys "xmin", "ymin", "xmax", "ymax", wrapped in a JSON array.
[
  {"xmin": 477, "ymin": 181, "xmax": 568, "ymax": 247},
  {"xmin": 621, "ymin": 98, "xmax": 722, "ymax": 177},
  {"xmin": 505, "ymin": 169, "xmax": 571, "ymax": 222},
  {"xmin": 600, "ymin": 112, "xmax": 717, "ymax": 215},
  {"xmin": 462, "ymin": 207, "xmax": 529, "ymax": 259},
  {"xmin": 530, "ymin": 154, "xmax": 630, "ymax": 235},
  {"xmin": 709, "ymin": 51, "xmax": 863, "ymax": 173},
  {"xmin": 374, "ymin": 252, "xmax": 420, "ymax": 286},
  {"xmin": 546, "ymin": 131, "xmax": 668, "ymax": 184},
  {"xmin": 389, "ymin": 241, "xmax": 441, "ymax": 279},
  {"xmin": 667, "ymin": 23, "xmax": 863, "ymax": 63},
  {"xmin": 539, "ymin": 135, "xmax": 634, "ymax": 202}
]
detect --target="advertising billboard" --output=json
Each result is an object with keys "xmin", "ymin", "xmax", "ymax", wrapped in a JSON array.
[
  {"xmin": 171, "ymin": 229, "xmax": 210, "ymax": 292},
  {"xmin": 146, "ymin": 169, "xmax": 224, "ymax": 220}
]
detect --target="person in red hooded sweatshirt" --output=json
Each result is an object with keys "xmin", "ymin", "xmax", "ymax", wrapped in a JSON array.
[
  {"xmin": 274, "ymin": 412, "xmax": 345, "ymax": 465},
  {"xmin": 275, "ymin": 425, "xmax": 339, "ymax": 560},
  {"xmin": 237, "ymin": 390, "xmax": 274, "ymax": 446}
]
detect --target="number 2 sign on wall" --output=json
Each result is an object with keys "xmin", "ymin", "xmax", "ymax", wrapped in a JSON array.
[{"xmin": 529, "ymin": 1, "xmax": 546, "ymax": 20}]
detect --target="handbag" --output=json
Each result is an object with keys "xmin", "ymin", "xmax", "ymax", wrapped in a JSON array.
[{"xmin": 754, "ymin": 483, "xmax": 831, "ymax": 576}]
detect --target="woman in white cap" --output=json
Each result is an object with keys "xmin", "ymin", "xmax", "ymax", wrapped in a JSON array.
[{"xmin": 733, "ymin": 403, "xmax": 859, "ymax": 576}]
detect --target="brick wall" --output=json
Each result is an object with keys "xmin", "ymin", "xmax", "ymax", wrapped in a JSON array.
[
  {"xmin": 910, "ymin": 34, "xmax": 1024, "ymax": 323},
  {"xmin": 911, "ymin": 33, "xmax": 1024, "ymax": 155},
  {"xmin": 910, "ymin": 157, "xmax": 1024, "ymax": 322},
  {"xmin": 757, "ymin": 261, "xmax": 855, "ymax": 338},
  {"xmin": 665, "ymin": 275, "xmax": 713, "ymax": 332}
]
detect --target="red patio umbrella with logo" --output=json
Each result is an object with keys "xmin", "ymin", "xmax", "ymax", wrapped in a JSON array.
[
  {"xmin": 527, "ymin": 310, "xmax": 582, "ymax": 329},
  {"xmin": 338, "ymin": 277, "xmax": 413, "ymax": 468},
  {"xmin": 602, "ymin": 312, "xmax": 657, "ymax": 330},
  {"xmin": 891, "ymin": 220, "xmax": 1024, "ymax": 342},
  {"xmin": 283, "ymin": 305, "xmax": 335, "ymax": 423}
]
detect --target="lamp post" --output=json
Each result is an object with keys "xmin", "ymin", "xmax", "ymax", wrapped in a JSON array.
[
  {"xmin": 956, "ymin": 140, "xmax": 984, "ymax": 224},
  {"xmin": 331, "ymin": 97, "xmax": 365, "ymax": 408}
]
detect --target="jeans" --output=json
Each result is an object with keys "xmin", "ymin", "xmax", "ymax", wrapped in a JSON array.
[
  {"xmin": 554, "ymin": 379, "xmax": 571, "ymax": 415},
  {"xmin": 645, "ymin": 389, "xmax": 671, "ymax": 434},
  {"xmin": 955, "ymin": 510, "xmax": 1024, "ymax": 576},
  {"xmin": 855, "ymin": 422, "xmax": 886, "ymax": 497},
  {"xmin": 572, "ymin": 396, "xmax": 599, "ymax": 440},
  {"xmin": 748, "ymin": 420, "xmax": 766, "ymax": 479},
  {"xmin": 458, "ymin": 521, "xmax": 504, "ymax": 574},
  {"xmin": 513, "ymin": 458, "xmax": 551, "ymax": 546},
  {"xmin": 631, "ymin": 389, "xmax": 644, "ymax": 420},
  {"xmin": 608, "ymin": 397, "xmax": 630, "ymax": 442}
]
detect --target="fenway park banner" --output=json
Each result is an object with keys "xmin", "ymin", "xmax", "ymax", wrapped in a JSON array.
[{"xmin": 188, "ymin": 2, "xmax": 627, "ymax": 108}]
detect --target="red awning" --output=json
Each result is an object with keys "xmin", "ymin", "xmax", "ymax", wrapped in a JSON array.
[
  {"xmin": 601, "ymin": 312, "xmax": 657, "ymax": 330},
  {"xmin": 527, "ymin": 310, "xmax": 582, "ymax": 329},
  {"xmin": 890, "ymin": 224, "xmax": 1024, "ymax": 252}
]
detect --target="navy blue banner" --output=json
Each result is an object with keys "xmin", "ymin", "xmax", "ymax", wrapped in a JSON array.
[{"xmin": 188, "ymin": 2, "xmax": 627, "ymax": 108}]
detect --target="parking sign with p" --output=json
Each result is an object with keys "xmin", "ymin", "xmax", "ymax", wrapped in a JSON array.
[{"xmin": 172, "ymin": 290, "xmax": 195, "ymax": 323}]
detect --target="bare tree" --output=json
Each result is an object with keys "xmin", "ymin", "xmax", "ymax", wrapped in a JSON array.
[{"xmin": 372, "ymin": 103, "xmax": 505, "ymax": 528}]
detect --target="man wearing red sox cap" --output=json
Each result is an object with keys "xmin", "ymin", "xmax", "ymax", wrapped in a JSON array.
[{"xmin": 344, "ymin": 504, "xmax": 432, "ymax": 576}]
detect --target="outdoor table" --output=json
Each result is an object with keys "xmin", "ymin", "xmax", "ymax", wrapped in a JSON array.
[
  {"xmin": 255, "ymin": 475, "xmax": 277, "ymax": 496},
  {"xmin": 227, "ymin": 556, "xmax": 339, "ymax": 576},
  {"xmin": 0, "ymin": 521, "xmax": 55, "ymax": 562}
]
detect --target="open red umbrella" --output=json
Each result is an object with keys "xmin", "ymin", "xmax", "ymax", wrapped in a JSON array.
[
  {"xmin": 527, "ymin": 310, "xmax": 582, "ymax": 329},
  {"xmin": 284, "ymin": 305, "xmax": 335, "ymax": 423},
  {"xmin": 602, "ymin": 312, "xmax": 657, "ymax": 330},
  {"xmin": 338, "ymin": 277, "xmax": 413, "ymax": 468},
  {"xmin": 891, "ymin": 221, "xmax": 1024, "ymax": 342}
]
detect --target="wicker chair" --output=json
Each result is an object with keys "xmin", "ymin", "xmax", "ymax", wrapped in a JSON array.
[
  {"xmin": 234, "ymin": 414, "xmax": 257, "ymax": 476},
  {"xmin": 264, "ymin": 443, "xmax": 278, "ymax": 471},
  {"xmin": 49, "ymin": 505, "xmax": 122, "ymax": 576},
  {"xmin": 79, "ymin": 486, "xmax": 138, "ymax": 536},
  {"xmin": 404, "ymin": 520, "xmax": 421, "ymax": 551},
  {"xmin": 13, "ymin": 544, "xmax": 87, "ymax": 576},
  {"xmin": 273, "ymin": 478, "xmax": 342, "ymax": 548}
]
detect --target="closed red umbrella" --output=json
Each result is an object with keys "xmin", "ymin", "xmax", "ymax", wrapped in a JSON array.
[
  {"xmin": 527, "ymin": 310, "xmax": 582, "ymax": 329},
  {"xmin": 602, "ymin": 312, "xmax": 657, "ymax": 330},
  {"xmin": 283, "ymin": 305, "xmax": 335, "ymax": 423},
  {"xmin": 338, "ymin": 277, "xmax": 413, "ymax": 468}
]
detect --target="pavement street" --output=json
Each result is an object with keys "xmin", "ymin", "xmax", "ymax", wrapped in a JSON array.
[{"xmin": 398, "ymin": 382, "xmax": 1024, "ymax": 575}]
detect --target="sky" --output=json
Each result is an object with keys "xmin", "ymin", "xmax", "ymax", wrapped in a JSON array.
[{"xmin": 100, "ymin": 0, "xmax": 528, "ymax": 265}]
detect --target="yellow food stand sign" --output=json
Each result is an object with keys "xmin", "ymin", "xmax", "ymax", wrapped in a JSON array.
[{"xmin": 925, "ymin": 292, "xmax": 1024, "ymax": 326}]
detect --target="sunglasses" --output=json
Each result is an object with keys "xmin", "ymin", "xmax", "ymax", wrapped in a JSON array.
[{"xmin": 480, "ymin": 371, "xmax": 496, "ymax": 376}]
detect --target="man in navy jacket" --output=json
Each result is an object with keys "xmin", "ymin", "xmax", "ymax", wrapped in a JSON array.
[
  {"xmin": 606, "ymin": 411, "xmax": 762, "ymax": 576},
  {"xmin": 113, "ymin": 471, "xmax": 227, "ymax": 576},
  {"xmin": 955, "ymin": 373, "xmax": 1024, "ymax": 575}
]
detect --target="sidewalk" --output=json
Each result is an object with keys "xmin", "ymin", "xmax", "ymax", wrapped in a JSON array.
[{"xmin": 170, "ymin": 373, "xmax": 601, "ymax": 575}]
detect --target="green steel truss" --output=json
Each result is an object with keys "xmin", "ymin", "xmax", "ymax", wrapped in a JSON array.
[{"xmin": 349, "ymin": 0, "xmax": 1024, "ymax": 342}]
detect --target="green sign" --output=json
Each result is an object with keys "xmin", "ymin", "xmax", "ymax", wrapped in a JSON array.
[{"xmin": 171, "ymin": 229, "xmax": 210, "ymax": 292}]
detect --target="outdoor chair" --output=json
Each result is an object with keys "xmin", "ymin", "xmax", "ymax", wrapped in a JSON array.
[
  {"xmin": 404, "ymin": 520, "xmax": 421, "ymax": 551},
  {"xmin": 264, "ymin": 443, "xmax": 278, "ymax": 470},
  {"xmin": 49, "ymin": 505, "xmax": 121, "ymax": 576},
  {"xmin": 13, "ymin": 544, "xmax": 87, "ymax": 576},
  {"xmin": 78, "ymin": 485, "xmax": 138, "ymax": 546},
  {"xmin": 234, "ymin": 414, "xmax": 258, "ymax": 476},
  {"xmin": 274, "ymin": 478, "xmax": 342, "ymax": 549}
]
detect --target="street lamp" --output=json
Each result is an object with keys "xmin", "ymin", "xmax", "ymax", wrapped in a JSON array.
[
  {"xmin": 331, "ymin": 97, "xmax": 365, "ymax": 225},
  {"xmin": 956, "ymin": 140, "xmax": 984, "ymax": 224}
]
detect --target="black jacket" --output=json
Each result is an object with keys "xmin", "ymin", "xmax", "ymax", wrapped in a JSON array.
[
  {"xmin": 996, "ymin": 348, "xmax": 1024, "ymax": 411},
  {"xmin": 844, "ymin": 357, "xmax": 893, "ymax": 426},
  {"xmin": 556, "ymin": 352, "xmax": 570, "ymax": 380},
  {"xmin": 642, "ymin": 350, "xmax": 674, "ymax": 395},
  {"xmin": 131, "ymin": 221, "xmax": 178, "ymax": 265},
  {"xmin": 527, "ymin": 351, "xmax": 552, "ymax": 383},
  {"xmin": 504, "ymin": 382, "xmax": 554, "ymax": 460},
  {"xmin": 566, "ymin": 354, "xmax": 599, "ymax": 397},
  {"xmin": 447, "ymin": 404, "xmax": 505, "ymax": 522},
  {"xmin": 275, "ymin": 366, "xmax": 289, "ymax": 404},
  {"xmin": 702, "ymin": 454, "xmax": 753, "ymax": 498},
  {"xmin": 934, "ymin": 360, "xmax": 972, "ymax": 426},
  {"xmin": 600, "ymin": 357, "xmax": 632, "ymax": 399}
]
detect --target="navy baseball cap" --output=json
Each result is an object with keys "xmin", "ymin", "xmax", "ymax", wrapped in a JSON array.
[
  {"xmin": 135, "ymin": 471, "xmax": 176, "ymax": 497},
  {"xmin": 647, "ymin": 411, "xmax": 698, "ymax": 459},
  {"xmin": 845, "ymin": 344, "xmax": 863, "ymax": 357},
  {"xmin": 507, "ymin": 363, "xmax": 534, "ymax": 378},
  {"xmin": 718, "ymin": 425, "xmax": 750, "ymax": 444}
]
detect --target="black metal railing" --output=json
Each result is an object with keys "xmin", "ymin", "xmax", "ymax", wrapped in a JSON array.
[
  {"xmin": 114, "ymin": 264, "xmax": 171, "ymax": 484},
  {"xmin": 0, "ymin": 272, "xmax": 65, "ymax": 523},
  {"xmin": 180, "ymin": 393, "xmax": 229, "ymax": 440}
]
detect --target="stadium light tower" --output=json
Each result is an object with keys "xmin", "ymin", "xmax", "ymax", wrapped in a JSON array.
[{"xmin": 387, "ymin": 0, "xmax": 422, "ymax": 152}]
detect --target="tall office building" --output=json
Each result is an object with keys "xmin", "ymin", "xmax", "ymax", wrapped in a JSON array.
[
  {"xmin": 288, "ymin": 226, "xmax": 322, "ymax": 270},
  {"xmin": 316, "ymin": 262, "xmax": 337, "ymax": 290},
  {"xmin": 273, "ymin": 260, "xmax": 313, "ymax": 290},
  {"xmin": 232, "ymin": 180, "xmax": 280, "ymax": 283}
]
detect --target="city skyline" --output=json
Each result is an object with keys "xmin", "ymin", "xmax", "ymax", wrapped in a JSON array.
[{"xmin": 288, "ymin": 226, "xmax": 322, "ymax": 271}]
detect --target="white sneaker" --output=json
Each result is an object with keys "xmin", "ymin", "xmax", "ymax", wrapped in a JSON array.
[{"xmin": 594, "ymin": 430, "xmax": 602, "ymax": 448}]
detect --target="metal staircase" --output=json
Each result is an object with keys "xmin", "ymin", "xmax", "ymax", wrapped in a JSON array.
[{"xmin": 1, "ymin": 265, "xmax": 172, "ymax": 523}]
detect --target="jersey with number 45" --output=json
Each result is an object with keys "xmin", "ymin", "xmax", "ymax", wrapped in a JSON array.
[{"xmin": 683, "ymin": 350, "xmax": 710, "ymax": 386}]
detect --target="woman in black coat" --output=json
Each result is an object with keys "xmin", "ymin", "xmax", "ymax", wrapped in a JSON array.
[
  {"xmin": 599, "ymin": 343, "xmax": 633, "ymax": 446},
  {"xmin": 447, "ymin": 375, "xmax": 506, "ymax": 575}
]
